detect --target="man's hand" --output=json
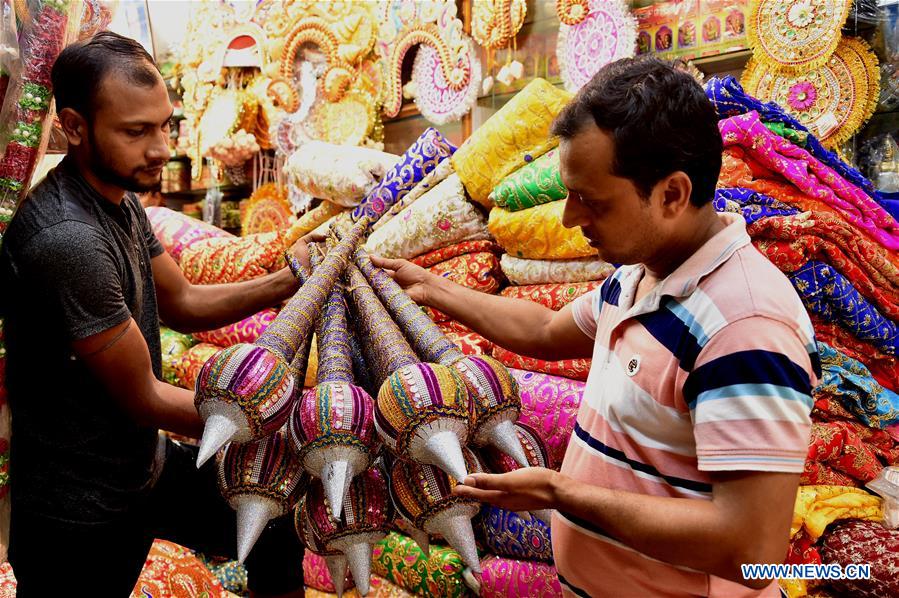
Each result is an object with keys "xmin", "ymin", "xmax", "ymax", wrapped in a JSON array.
[
  {"xmin": 452, "ymin": 468, "xmax": 562, "ymax": 512},
  {"xmin": 288, "ymin": 231, "xmax": 325, "ymax": 273},
  {"xmin": 369, "ymin": 255, "xmax": 434, "ymax": 305}
]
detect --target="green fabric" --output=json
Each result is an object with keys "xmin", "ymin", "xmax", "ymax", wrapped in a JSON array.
[
  {"xmin": 489, "ymin": 148, "xmax": 567, "ymax": 211},
  {"xmin": 160, "ymin": 327, "xmax": 196, "ymax": 385},
  {"xmin": 763, "ymin": 121, "xmax": 808, "ymax": 147},
  {"xmin": 372, "ymin": 532, "xmax": 471, "ymax": 597}
]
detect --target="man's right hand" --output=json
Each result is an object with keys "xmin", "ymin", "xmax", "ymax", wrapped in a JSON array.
[{"xmin": 369, "ymin": 255, "xmax": 434, "ymax": 305}]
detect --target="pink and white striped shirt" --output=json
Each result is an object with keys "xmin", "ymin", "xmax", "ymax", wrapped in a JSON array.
[{"xmin": 553, "ymin": 212, "xmax": 819, "ymax": 597}]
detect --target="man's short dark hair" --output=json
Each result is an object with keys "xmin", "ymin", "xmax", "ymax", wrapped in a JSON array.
[
  {"xmin": 51, "ymin": 31, "xmax": 161, "ymax": 118},
  {"xmin": 552, "ymin": 57, "xmax": 722, "ymax": 206}
]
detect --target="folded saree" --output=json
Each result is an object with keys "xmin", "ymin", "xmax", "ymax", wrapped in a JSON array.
[
  {"xmin": 409, "ymin": 240, "xmax": 500, "ymax": 268},
  {"xmin": 815, "ymin": 343, "xmax": 899, "ymax": 429},
  {"xmin": 193, "ymin": 308, "xmax": 279, "ymax": 347},
  {"xmin": 791, "ymin": 485, "xmax": 882, "ymax": 541},
  {"xmin": 821, "ymin": 519, "xmax": 899, "ymax": 598},
  {"xmin": 489, "ymin": 201, "xmax": 596, "ymax": 260},
  {"xmin": 146, "ymin": 206, "xmax": 234, "ymax": 263},
  {"xmin": 749, "ymin": 212, "xmax": 899, "ymax": 321},
  {"xmin": 802, "ymin": 421, "xmax": 899, "ymax": 487},
  {"xmin": 713, "ymin": 187, "xmax": 799, "ymax": 226},
  {"xmin": 371, "ymin": 532, "xmax": 470, "ymax": 598},
  {"xmin": 500, "ymin": 281, "xmax": 600, "ymax": 311},
  {"xmin": 489, "ymin": 148, "xmax": 567, "ymax": 211},
  {"xmin": 180, "ymin": 231, "xmax": 285, "ymax": 284},
  {"xmin": 509, "ymin": 369, "xmax": 584, "ymax": 469},
  {"xmin": 492, "ymin": 346, "xmax": 590, "ymax": 382},
  {"xmin": 499, "ymin": 255, "xmax": 613, "ymax": 285},
  {"xmin": 479, "ymin": 556, "xmax": 562, "ymax": 598},
  {"xmin": 791, "ymin": 263, "xmax": 897, "ymax": 356},
  {"xmin": 720, "ymin": 111, "xmax": 899, "ymax": 250},
  {"xmin": 810, "ymin": 316, "xmax": 899, "ymax": 392}
]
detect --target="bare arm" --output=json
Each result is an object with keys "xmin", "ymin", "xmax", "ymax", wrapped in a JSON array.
[
  {"xmin": 152, "ymin": 235, "xmax": 315, "ymax": 333},
  {"xmin": 370, "ymin": 255, "xmax": 594, "ymax": 360},
  {"xmin": 455, "ymin": 468, "xmax": 797, "ymax": 589},
  {"xmin": 73, "ymin": 318, "xmax": 203, "ymax": 438}
]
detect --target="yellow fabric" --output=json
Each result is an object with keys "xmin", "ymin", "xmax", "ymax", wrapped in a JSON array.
[
  {"xmin": 452, "ymin": 79, "xmax": 572, "ymax": 206},
  {"xmin": 790, "ymin": 485, "xmax": 882, "ymax": 541},
  {"xmin": 283, "ymin": 201, "xmax": 346, "ymax": 248},
  {"xmin": 488, "ymin": 200, "xmax": 597, "ymax": 260}
]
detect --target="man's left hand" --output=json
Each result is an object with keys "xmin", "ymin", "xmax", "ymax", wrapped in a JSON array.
[{"xmin": 452, "ymin": 468, "xmax": 562, "ymax": 511}]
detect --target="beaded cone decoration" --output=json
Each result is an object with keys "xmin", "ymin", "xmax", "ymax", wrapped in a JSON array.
[
  {"xmin": 298, "ymin": 465, "xmax": 392, "ymax": 596},
  {"xmin": 289, "ymin": 273, "xmax": 377, "ymax": 519},
  {"xmin": 355, "ymin": 251, "xmax": 528, "ymax": 468},
  {"xmin": 479, "ymin": 422, "xmax": 553, "ymax": 524},
  {"xmin": 194, "ymin": 217, "xmax": 369, "ymax": 466},
  {"xmin": 389, "ymin": 448, "xmax": 484, "ymax": 573},
  {"xmin": 296, "ymin": 494, "xmax": 354, "ymax": 598},
  {"xmin": 344, "ymin": 263, "xmax": 473, "ymax": 483},
  {"xmin": 217, "ymin": 429, "xmax": 308, "ymax": 563}
]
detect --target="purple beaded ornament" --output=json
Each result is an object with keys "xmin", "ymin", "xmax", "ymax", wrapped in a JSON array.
[
  {"xmin": 297, "ymin": 465, "xmax": 391, "ymax": 596},
  {"xmin": 217, "ymin": 429, "xmax": 308, "ymax": 562},
  {"xmin": 344, "ymin": 263, "xmax": 473, "ymax": 483},
  {"xmin": 193, "ymin": 217, "xmax": 368, "ymax": 466},
  {"xmin": 355, "ymin": 250, "xmax": 528, "ymax": 468}
]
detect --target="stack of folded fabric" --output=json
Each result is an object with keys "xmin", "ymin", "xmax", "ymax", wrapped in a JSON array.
[{"xmin": 707, "ymin": 76, "xmax": 899, "ymax": 598}]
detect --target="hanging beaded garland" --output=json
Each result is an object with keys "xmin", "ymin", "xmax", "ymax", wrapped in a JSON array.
[
  {"xmin": 471, "ymin": 0, "xmax": 527, "ymax": 50},
  {"xmin": 747, "ymin": 0, "xmax": 852, "ymax": 74},
  {"xmin": 742, "ymin": 36, "xmax": 880, "ymax": 149}
]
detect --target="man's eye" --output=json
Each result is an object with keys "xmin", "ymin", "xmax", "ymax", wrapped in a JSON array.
[{"xmin": 126, "ymin": 129, "xmax": 144, "ymax": 137}]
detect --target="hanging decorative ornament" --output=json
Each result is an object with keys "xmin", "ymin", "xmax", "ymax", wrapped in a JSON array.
[
  {"xmin": 299, "ymin": 466, "xmax": 392, "ymax": 596},
  {"xmin": 289, "ymin": 274, "xmax": 377, "ymax": 519},
  {"xmin": 241, "ymin": 184, "xmax": 294, "ymax": 236},
  {"xmin": 217, "ymin": 429, "xmax": 308, "ymax": 563},
  {"xmin": 303, "ymin": 88, "xmax": 380, "ymax": 147},
  {"xmin": 377, "ymin": 1, "xmax": 481, "ymax": 124},
  {"xmin": 194, "ymin": 218, "xmax": 369, "ymax": 466},
  {"xmin": 354, "ymin": 252, "xmax": 528, "ymax": 468},
  {"xmin": 388, "ymin": 448, "xmax": 484, "ymax": 573},
  {"xmin": 296, "ymin": 495, "xmax": 353, "ymax": 597},
  {"xmin": 747, "ymin": 0, "xmax": 852, "ymax": 74},
  {"xmin": 479, "ymin": 422, "xmax": 553, "ymax": 524},
  {"xmin": 556, "ymin": 0, "xmax": 590, "ymax": 26},
  {"xmin": 472, "ymin": 0, "xmax": 527, "ymax": 51},
  {"xmin": 742, "ymin": 36, "xmax": 880, "ymax": 149},
  {"xmin": 556, "ymin": 0, "xmax": 637, "ymax": 93},
  {"xmin": 343, "ymin": 264, "xmax": 473, "ymax": 483},
  {"xmin": 411, "ymin": 40, "xmax": 481, "ymax": 126}
]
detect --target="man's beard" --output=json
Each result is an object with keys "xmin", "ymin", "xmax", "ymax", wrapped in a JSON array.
[{"xmin": 87, "ymin": 129, "xmax": 162, "ymax": 193}]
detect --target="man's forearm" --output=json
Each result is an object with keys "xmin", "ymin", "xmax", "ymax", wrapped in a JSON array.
[
  {"xmin": 552, "ymin": 475, "xmax": 784, "ymax": 588},
  {"xmin": 149, "ymin": 381, "xmax": 204, "ymax": 438},
  {"xmin": 169, "ymin": 267, "xmax": 298, "ymax": 332},
  {"xmin": 425, "ymin": 275, "xmax": 563, "ymax": 359}
]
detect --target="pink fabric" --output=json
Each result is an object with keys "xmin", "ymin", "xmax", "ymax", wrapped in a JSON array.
[
  {"xmin": 480, "ymin": 556, "xmax": 562, "ymax": 598},
  {"xmin": 719, "ymin": 111, "xmax": 899, "ymax": 251},
  {"xmin": 192, "ymin": 308, "xmax": 278, "ymax": 347},
  {"xmin": 509, "ymin": 369, "xmax": 584, "ymax": 470},
  {"xmin": 146, "ymin": 206, "xmax": 234, "ymax": 263},
  {"xmin": 303, "ymin": 550, "xmax": 355, "ymax": 593}
]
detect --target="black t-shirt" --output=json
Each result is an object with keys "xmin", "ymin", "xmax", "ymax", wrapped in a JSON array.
[{"xmin": 0, "ymin": 158, "xmax": 164, "ymax": 524}]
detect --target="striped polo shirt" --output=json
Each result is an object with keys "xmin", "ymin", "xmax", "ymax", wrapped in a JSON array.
[{"xmin": 553, "ymin": 212, "xmax": 819, "ymax": 597}]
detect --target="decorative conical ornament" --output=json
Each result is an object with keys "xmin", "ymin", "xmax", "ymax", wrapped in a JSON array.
[
  {"xmin": 289, "ymin": 272, "xmax": 376, "ymax": 519},
  {"xmin": 389, "ymin": 449, "xmax": 484, "ymax": 573},
  {"xmin": 217, "ymin": 429, "xmax": 308, "ymax": 562},
  {"xmin": 300, "ymin": 465, "xmax": 392, "ymax": 596},
  {"xmin": 344, "ymin": 264, "xmax": 473, "ymax": 481},
  {"xmin": 295, "ymin": 495, "xmax": 354, "ymax": 598},
  {"xmin": 355, "ymin": 252, "xmax": 525, "ymax": 466},
  {"xmin": 194, "ymin": 217, "xmax": 368, "ymax": 466},
  {"xmin": 480, "ymin": 422, "xmax": 553, "ymax": 524}
]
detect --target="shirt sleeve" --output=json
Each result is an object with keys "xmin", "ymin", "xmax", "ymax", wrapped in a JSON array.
[
  {"xmin": 17, "ymin": 221, "xmax": 131, "ymax": 340},
  {"xmin": 683, "ymin": 315, "xmax": 815, "ymax": 473},
  {"xmin": 571, "ymin": 289, "xmax": 598, "ymax": 339},
  {"xmin": 134, "ymin": 196, "xmax": 164, "ymax": 258}
]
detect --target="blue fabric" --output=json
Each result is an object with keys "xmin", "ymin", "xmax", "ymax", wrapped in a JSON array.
[
  {"xmin": 790, "ymin": 261, "xmax": 898, "ymax": 356},
  {"xmin": 880, "ymin": 191, "xmax": 899, "ymax": 221},
  {"xmin": 714, "ymin": 187, "xmax": 799, "ymax": 225},
  {"xmin": 477, "ymin": 506, "xmax": 553, "ymax": 562},
  {"xmin": 815, "ymin": 342, "xmax": 899, "ymax": 428},
  {"xmin": 705, "ymin": 77, "xmax": 893, "ymax": 210},
  {"xmin": 351, "ymin": 128, "xmax": 456, "ymax": 223}
]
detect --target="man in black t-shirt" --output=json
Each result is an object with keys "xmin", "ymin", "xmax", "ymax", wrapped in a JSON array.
[{"xmin": 0, "ymin": 33, "xmax": 307, "ymax": 597}]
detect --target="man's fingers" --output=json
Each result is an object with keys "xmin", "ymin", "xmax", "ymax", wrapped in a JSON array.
[
  {"xmin": 370, "ymin": 255, "xmax": 405, "ymax": 270},
  {"xmin": 300, "ymin": 231, "xmax": 327, "ymax": 243},
  {"xmin": 461, "ymin": 472, "xmax": 512, "ymax": 491},
  {"xmin": 452, "ymin": 485, "xmax": 507, "ymax": 503}
]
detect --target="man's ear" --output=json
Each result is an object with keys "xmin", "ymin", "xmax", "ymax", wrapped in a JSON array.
[
  {"xmin": 57, "ymin": 107, "xmax": 88, "ymax": 147},
  {"xmin": 659, "ymin": 171, "xmax": 693, "ymax": 217}
]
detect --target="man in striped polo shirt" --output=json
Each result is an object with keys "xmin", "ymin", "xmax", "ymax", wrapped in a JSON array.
[{"xmin": 372, "ymin": 57, "xmax": 819, "ymax": 597}]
